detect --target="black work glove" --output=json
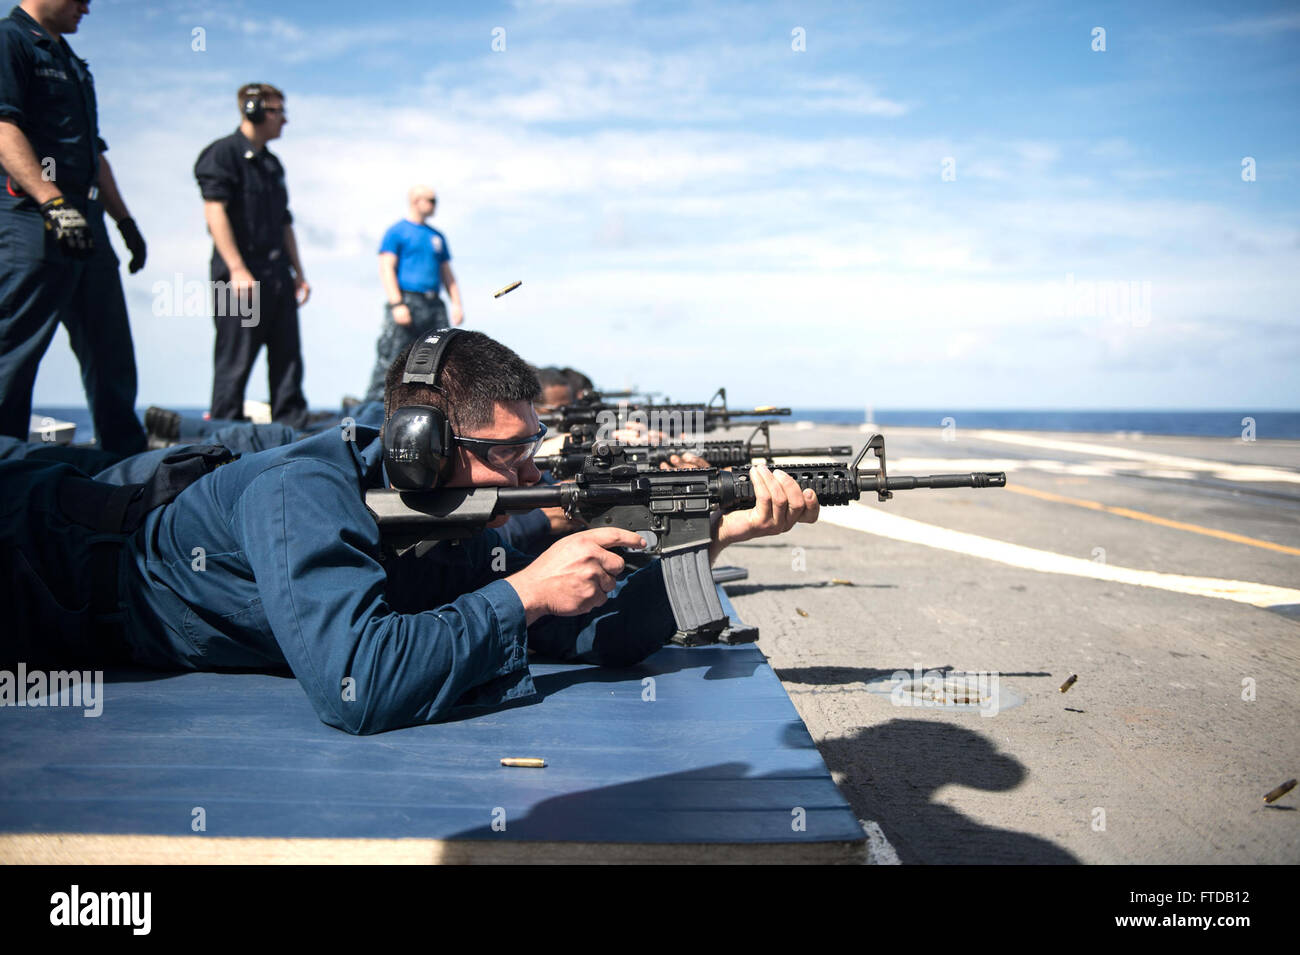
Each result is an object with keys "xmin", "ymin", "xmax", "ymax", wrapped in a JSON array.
[
  {"xmin": 39, "ymin": 197, "xmax": 94, "ymax": 258},
  {"xmin": 117, "ymin": 216, "xmax": 146, "ymax": 273}
]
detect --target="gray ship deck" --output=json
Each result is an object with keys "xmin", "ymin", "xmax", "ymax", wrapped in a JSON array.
[{"xmin": 724, "ymin": 423, "xmax": 1300, "ymax": 863}]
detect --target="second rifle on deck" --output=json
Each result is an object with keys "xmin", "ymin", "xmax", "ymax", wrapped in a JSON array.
[
  {"xmin": 535, "ymin": 421, "xmax": 853, "ymax": 479},
  {"xmin": 538, "ymin": 387, "xmax": 791, "ymax": 437}
]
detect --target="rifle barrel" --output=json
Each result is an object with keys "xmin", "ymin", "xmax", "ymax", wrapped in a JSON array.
[
  {"xmin": 776, "ymin": 446, "xmax": 853, "ymax": 457},
  {"xmin": 882, "ymin": 472, "xmax": 1007, "ymax": 491}
]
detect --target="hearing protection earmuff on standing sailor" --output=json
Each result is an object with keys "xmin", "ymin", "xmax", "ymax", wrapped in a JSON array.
[
  {"xmin": 242, "ymin": 88, "xmax": 266, "ymax": 124},
  {"xmin": 383, "ymin": 328, "xmax": 464, "ymax": 490}
]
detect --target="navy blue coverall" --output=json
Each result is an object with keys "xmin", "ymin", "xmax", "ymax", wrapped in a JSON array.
[
  {"xmin": 0, "ymin": 425, "xmax": 677, "ymax": 734},
  {"xmin": 0, "ymin": 5, "xmax": 145, "ymax": 455}
]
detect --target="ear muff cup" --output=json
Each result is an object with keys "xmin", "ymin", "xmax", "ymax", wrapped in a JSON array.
[
  {"xmin": 243, "ymin": 94, "xmax": 265, "ymax": 124},
  {"xmin": 383, "ymin": 404, "xmax": 454, "ymax": 490},
  {"xmin": 384, "ymin": 328, "xmax": 465, "ymax": 489}
]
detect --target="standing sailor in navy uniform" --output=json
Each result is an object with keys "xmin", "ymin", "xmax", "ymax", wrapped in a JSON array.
[
  {"xmin": 194, "ymin": 82, "xmax": 310, "ymax": 429},
  {"xmin": 363, "ymin": 184, "xmax": 463, "ymax": 403},
  {"xmin": 0, "ymin": 0, "xmax": 148, "ymax": 455}
]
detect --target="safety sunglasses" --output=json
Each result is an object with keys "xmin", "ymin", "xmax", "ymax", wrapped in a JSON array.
[{"xmin": 454, "ymin": 423, "xmax": 547, "ymax": 470}]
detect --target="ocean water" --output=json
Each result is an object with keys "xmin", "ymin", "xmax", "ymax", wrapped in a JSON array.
[
  {"xmin": 31, "ymin": 406, "xmax": 1300, "ymax": 442},
  {"xmin": 789, "ymin": 409, "xmax": 1300, "ymax": 440}
]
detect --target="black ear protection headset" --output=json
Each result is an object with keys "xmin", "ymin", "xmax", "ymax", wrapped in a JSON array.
[
  {"xmin": 383, "ymin": 328, "xmax": 464, "ymax": 490},
  {"xmin": 242, "ymin": 87, "xmax": 266, "ymax": 125}
]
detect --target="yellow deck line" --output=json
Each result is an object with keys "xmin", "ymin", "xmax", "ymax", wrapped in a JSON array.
[{"xmin": 1006, "ymin": 484, "xmax": 1300, "ymax": 556}]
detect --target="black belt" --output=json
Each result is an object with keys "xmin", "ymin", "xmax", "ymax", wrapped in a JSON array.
[
  {"xmin": 240, "ymin": 248, "xmax": 286, "ymax": 267},
  {"xmin": 401, "ymin": 289, "xmax": 442, "ymax": 300},
  {"xmin": 57, "ymin": 478, "xmax": 140, "ymax": 621},
  {"xmin": 55, "ymin": 477, "xmax": 142, "ymax": 662}
]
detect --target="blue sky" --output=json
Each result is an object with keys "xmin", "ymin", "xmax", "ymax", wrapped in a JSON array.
[{"xmin": 30, "ymin": 0, "xmax": 1300, "ymax": 409}]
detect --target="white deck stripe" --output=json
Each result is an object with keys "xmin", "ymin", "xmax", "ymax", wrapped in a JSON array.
[
  {"xmin": 860, "ymin": 819, "xmax": 901, "ymax": 865},
  {"xmin": 819, "ymin": 503, "xmax": 1300, "ymax": 609}
]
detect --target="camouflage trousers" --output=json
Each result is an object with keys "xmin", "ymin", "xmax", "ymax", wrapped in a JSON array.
[{"xmin": 364, "ymin": 292, "xmax": 449, "ymax": 402}]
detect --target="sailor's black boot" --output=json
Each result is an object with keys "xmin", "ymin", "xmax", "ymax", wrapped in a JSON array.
[{"xmin": 144, "ymin": 406, "xmax": 182, "ymax": 450}]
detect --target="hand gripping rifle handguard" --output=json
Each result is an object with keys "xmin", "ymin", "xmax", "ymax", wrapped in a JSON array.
[{"xmin": 366, "ymin": 434, "xmax": 1006, "ymax": 641}]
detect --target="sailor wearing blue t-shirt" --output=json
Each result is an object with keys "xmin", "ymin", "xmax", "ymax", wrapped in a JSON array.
[{"xmin": 363, "ymin": 185, "xmax": 463, "ymax": 402}]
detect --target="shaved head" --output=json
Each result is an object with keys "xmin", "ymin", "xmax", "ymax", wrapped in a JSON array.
[{"xmin": 406, "ymin": 185, "xmax": 438, "ymax": 223}]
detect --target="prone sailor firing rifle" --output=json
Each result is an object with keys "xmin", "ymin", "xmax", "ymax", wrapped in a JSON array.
[{"xmin": 0, "ymin": 331, "xmax": 833, "ymax": 734}]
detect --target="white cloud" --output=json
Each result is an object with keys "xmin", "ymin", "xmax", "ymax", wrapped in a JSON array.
[
  {"xmin": 1204, "ymin": 13, "xmax": 1300, "ymax": 37},
  {"xmin": 29, "ymin": 3, "xmax": 1300, "ymax": 414}
]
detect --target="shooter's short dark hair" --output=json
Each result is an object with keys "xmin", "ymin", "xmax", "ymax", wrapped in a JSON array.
[
  {"xmin": 238, "ymin": 82, "xmax": 285, "ymax": 108},
  {"xmin": 535, "ymin": 367, "xmax": 570, "ymax": 391},
  {"xmin": 560, "ymin": 367, "xmax": 594, "ymax": 397},
  {"xmin": 384, "ymin": 331, "xmax": 541, "ymax": 432}
]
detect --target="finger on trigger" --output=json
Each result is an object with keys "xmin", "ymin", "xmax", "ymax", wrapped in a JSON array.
[{"xmin": 588, "ymin": 527, "xmax": 648, "ymax": 550}]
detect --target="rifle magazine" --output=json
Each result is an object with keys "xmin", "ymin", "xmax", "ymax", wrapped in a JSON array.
[{"xmin": 661, "ymin": 545, "xmax": 728, "ymax": 635}]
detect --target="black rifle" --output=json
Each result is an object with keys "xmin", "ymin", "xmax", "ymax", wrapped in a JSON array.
[
  {"xmin": 538, "ymin": 387, "xmax": 791, "ymax": 436},
  {"xmin": 535, "ymin": 421, "xmax": 853, "ymax": 479},
  {"xmin": 581, "ymin": 388, "xmax": 640, "ymax": 400},
  {"xmin": 367, "ymin": 434, "xmax": 1006, "ymax": 643}
]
